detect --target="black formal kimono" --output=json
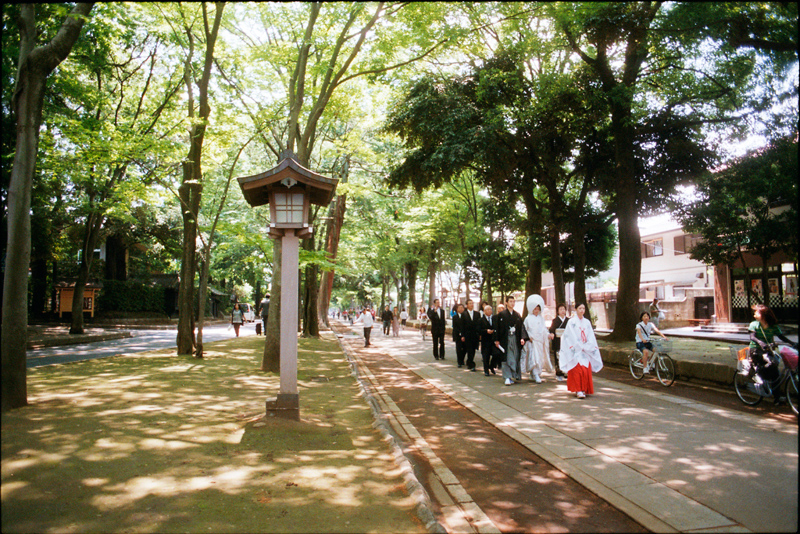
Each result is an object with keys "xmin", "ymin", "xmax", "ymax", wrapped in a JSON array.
[{"xmin": 549, "ymin": 314, "xmax": 569, "ymax": 377}]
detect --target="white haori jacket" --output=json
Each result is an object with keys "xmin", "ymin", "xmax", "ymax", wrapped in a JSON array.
[{"xmin": 559, "ymin": 316, "xmax": 603, "ymax": 373}]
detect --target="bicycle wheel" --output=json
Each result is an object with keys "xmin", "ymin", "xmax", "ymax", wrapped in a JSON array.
[
  {"xmin": 733, "ymin": 369, "xmax": 764, "ymax": 406},
  {"xmin": 629, "ymin": 350, "xmax": 645, "ymax": 379},
  {"xmin": 786, "ymin": 371, "xmax": 799, "ymax": 416},
  {"xmin": 655, "ymin": 353, "xmax": 676, "ymax": 386}
]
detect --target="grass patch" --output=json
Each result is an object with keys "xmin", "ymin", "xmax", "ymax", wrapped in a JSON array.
[{"xmin": 2, "ymin": 334, "xmax": 423, "ymax": 533}]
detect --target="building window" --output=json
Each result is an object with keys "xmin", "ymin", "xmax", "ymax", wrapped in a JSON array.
[
  {"xmin": 642, "ymin": 238, "xmax": 663, "ymax": 258},
  {"xmin": 674, "ymin": 234, "xmax": 702, "ymax": 255}
]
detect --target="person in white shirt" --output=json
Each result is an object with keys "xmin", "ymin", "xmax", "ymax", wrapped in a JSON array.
[
  {"xmin": 400, "ymin": 308, "xmax": 409, "ymax": 330},
  {"xmin": 354, "ymin": 308, "xmax": 374, "ymax": 347},
  {"xmin": 635, "ymin": 311, "xmax": 667, "ymax": 373},
  {"xmin": 559, "ymin": 304, "xmax": 603, "ymax": 399}
]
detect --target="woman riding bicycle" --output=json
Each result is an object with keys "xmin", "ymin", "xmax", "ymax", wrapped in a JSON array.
[
  {"xmin": 636, "ymin": 312, "xmax": 667, "ymax": 373},
  {"xmin": 748, "ymin": 304, "xmax": 793, "ymax": 394}
]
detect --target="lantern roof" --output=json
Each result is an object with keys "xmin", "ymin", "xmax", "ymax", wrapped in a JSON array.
[{"xmin": 236, "ymin": 151, "xmax": 338, "ymax": 208}]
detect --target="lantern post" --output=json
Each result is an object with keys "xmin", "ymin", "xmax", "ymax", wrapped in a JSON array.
[{"xmin": 236, "ymin": 151, "xmax": 338, "ymax": 420}]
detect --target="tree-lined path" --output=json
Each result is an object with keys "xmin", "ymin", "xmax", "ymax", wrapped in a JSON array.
[{"xmin": 334, "ymin": 320, "xmax": 797, "ymax": 533}]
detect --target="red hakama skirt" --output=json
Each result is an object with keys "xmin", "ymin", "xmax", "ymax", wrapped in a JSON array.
[{"xmin": 566, "ymin": 363, "xmax": 594, "ymax": 395}]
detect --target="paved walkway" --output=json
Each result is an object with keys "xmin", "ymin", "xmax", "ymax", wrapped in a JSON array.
[{"xmin": 338, "ymin": 321, "xmax": 798, "ymax": 533}]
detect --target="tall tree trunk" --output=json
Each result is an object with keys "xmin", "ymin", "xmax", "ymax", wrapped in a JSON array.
[
  {"xmin": 302, "ymin": 238, "xmax": 319, "ymax": 338},
  {"xmin": 176, "ymin": 180, "xmax": 201, "ymax": 354},
  {"xmin": 70, "ymin": 212, "xmax": 104, "ymax": 334},
  {"xmin": 406, "ymin": 261, "xmax": 418, "ymax": 319},
  {"xmin": 521, "ymin": 189, "xmax": 543, "ymax": 300},
  {"xmin": 176, "ymin": 2, "xmax": 224, "ymax": 355},
  {"xmin": 428, "ymin": 249, "xmax": 437, "ymax": 307},
  {"xmin": 2, "ymin": 3, "xmax": 93, "ymax": 412},
  {"xmin": 262, "ymin": 237, "xmax": 281, "ymax": 373},
  {"xmin": 608, "ymin": 92, "xmax": 642, "ymax": 339},
  {"xmin": 572, "ymin": 227, "xmax": 589, "ymax": 320},
  {"xmin": 317, "ymin": 164, "xmax": 348, "ymax": 328},
  {"xmin": 196, "ymin": 256, "xmax": 210, "ymax": 357},
  {"xmin": 549, "ymin": 228, "xmax": 566, "ymax": 307}
]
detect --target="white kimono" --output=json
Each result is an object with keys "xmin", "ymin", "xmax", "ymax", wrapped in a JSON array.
[
  {"xmin": 521, "ymin": 313, "xmax": 554, "ymax": 375},
  {"xmin": 558, "ymin": 316, "xmax": 603, "ymax": 373}
]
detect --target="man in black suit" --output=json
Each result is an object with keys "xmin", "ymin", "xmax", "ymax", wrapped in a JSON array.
[
  {"xmin": 452, "ymin": 302, "xmax": 466, "ymax": 367},
  {"xmin": 494, "ymin": 296, "xmax": 527, "ymax": 385},
  {"xmin": 462, "ymin": 299, "xmax": 481, "ymax": 372},
  {"xmin": 427, "ymin": 299, "xmax": 447, "ymax": 360},
  {"xmin": 380, "ymin": 305, "xmax": 393, "ymax": 335},
  {"xmin": 479, "ymin": 304, "xmax": 497, "ymax": 376}
]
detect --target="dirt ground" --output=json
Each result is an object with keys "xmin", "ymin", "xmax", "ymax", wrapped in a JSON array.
[{"xmin": 1, "ymin": 335, "xmax": 424, "ymax": 533}]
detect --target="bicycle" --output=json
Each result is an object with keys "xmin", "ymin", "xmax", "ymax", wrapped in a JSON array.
[
  {"xmin": 629, "ymin": 338, "xmax": 676, "ymax": 386},
  {"xmin": 731, "ymin": 344, "xmax": 799, "ymax": 415}
]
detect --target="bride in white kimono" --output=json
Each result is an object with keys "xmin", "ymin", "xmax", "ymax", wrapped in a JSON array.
[
  {"xmin": 559, "ymin": 303, "xmax": 603, "ymax": 399},
  {"xmin": 521, "ymin": 294, "xmax": 555, "ymax": 383}
]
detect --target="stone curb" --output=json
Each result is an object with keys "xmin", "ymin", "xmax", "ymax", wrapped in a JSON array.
[
  {"xmin": 27, "ymin": 332, "xmax": 133, "ymax": 350},
  {"xmin": 331, "ymin": 331, "xmax": 446, "ymax": 534}
]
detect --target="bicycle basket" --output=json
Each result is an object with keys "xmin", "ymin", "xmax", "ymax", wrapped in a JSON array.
[
  {"xmin": 652, "ymin": 338, "xmax": 672, "ymax": 353},
  {"xmin": 730, "ymin": 346, "xmax": 750, "ymax": 372}
]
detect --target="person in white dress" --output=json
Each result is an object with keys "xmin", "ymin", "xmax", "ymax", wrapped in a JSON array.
[
  {"xmin": 521, "ymin": 294, "xmax": 555, "ymax": 383},
  {"xmin": 559, "ymin": 303, "xmax": 603, "ymax": 399}
]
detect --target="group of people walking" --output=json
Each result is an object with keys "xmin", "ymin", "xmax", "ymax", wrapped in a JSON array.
[
  {"xmin": 426, "ymin": 296, "xmax": 603, "ymax": 399},
  {"xmin": 348, "ymin": 295, "xmax": 604, "ymax": 400},
  {"xmin": 380, "ymin": 305, "xmax": 409, "ymax": 337}
]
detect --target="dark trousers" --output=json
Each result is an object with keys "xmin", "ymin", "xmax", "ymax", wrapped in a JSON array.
[
  {"xmin": 465, "ymin": 342, "xmax": 477, "ymax": 369},
  {"xmin": 383, "ymin": 321, "xmax": 391, "ymax": 335},
  {"xmin": 364, "ymin": 327, "xmax": 372, "ymax": 346},
  {"xmin": 490, "ymin": 349, "xmax": 503, "ymax": 372},
  {"xmin": 455, "ymin": 339, "xmax": 466, "ymax": 365},
  {"xmin": 432, "ymin": 332, "xmax": 445, "ymax": 359},
  {"xmin": 481, "ymin": 347, "xmax": 493, "ymax": 373}
]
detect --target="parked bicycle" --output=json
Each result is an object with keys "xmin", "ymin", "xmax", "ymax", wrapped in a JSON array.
[
  {"xmin": 731, "ymin": 343, "xmax": 799, "ymax": 415},
  {"xmin": 629, "ymin": 338, "xmax": 676, "ymax": 386}
]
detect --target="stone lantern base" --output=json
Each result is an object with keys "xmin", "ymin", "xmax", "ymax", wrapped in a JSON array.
[{"xmin": 266, "ymin": 393, "xmax": 299, "ymax": 420}]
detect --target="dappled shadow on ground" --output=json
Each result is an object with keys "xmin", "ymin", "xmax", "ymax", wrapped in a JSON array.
[
  {"xmin": 2, "ymin": 335, "xmax": 422, "ymax": 533},
  {"xmin": 334, "ymin": 323, "xmax": 645, "ymax": 533}
]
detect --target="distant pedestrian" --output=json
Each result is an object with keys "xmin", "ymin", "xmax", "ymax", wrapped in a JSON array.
[
  {"xmin": 231, "ymin": 303, "xmax": 245, "ymax": 337},
  {"xmin": 354, "ymin": 308, "xmax": 374, "ymax": 347},
  {"xmin": 649, "ymin": 298, "xmax": 664, "ymax": 327},
  {"xmin": 260, "ymin": 294, "xmax": 270, "ymax": 335},
  {"xmin": 400, "ymin": 308, "xmax": 409, "ymax": 330},
  {"xmin": 559, "ymin": 303, "xmax": 603, "ymax": 399},
  {"xmin": 392, "ymin": 307, "xmax": 400, "ymax": 337},
  {"xmin": 381, "ymin": 305, "xmax": 393, "ymax": 336},
  {"xmin": 419, "ymin": 309, "xmax": 429, "ymax": 340},
  {"xmin": 428, "ymin": 299, "xmax": 447, "ymax": 360}
]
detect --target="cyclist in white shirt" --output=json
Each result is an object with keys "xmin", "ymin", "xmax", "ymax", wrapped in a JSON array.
[{"xmin": 635, "ymin": 311, "xmax": 667, "ymax": 373}]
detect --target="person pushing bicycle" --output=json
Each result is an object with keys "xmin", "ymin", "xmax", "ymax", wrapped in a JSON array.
[{"xmin": 635, "ymin": 311, "xmax": 667, "ymax": 373}]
